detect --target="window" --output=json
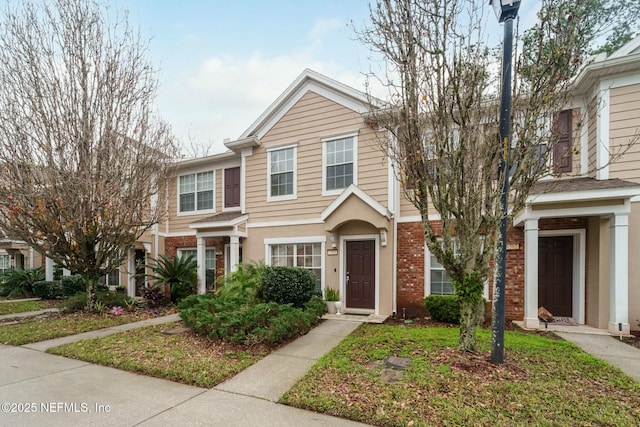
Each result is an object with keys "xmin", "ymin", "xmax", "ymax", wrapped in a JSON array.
[
  {"xmin": 323, "ymin": 135, "xmax": 356, "ymax": 194},
  {"xmin": 179, "ymin": 171, "xmax": 214, "ymax": 213},
  {"xmin": 268, "ymin": 146, "xmax": 296, "ymax": 199},
  {"xmin": 99, "ymin": 269, "xmax": 120, "ymax": 287},
  {"xmin": 426, "ymin": 239, "xmax": 459, "ymax": 296},
  {"xmin": 270, "ymin": 243, "xmax": 322, "ymax": 291},
  {"xmin": 429, "ymin": 253, "xmax": 454, "ymax": 295},
  {"xmin": 0, "ymin": 253, "xmax": 10, "ymax": 274},
  {"xmin": 224, "ymin": 167, "xmax": 241, "ymax": 209},
  {"xmin": 178, "ymin": 248, "xmax": 216, "ymax": 291}
]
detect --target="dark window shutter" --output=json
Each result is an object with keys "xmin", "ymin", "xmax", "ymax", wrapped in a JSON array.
[
  {"xmin": 553, "ymin": 110, "xmax": 572, "ymax": 174},
  {"xmin": 224, "ymin": 167, "xmax": 240, "ymax": 208}
]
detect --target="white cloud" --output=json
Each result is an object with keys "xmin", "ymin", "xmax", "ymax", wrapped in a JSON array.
[{"xmin": 158, "ymin": 49, "xmax": 366, "ymax": 155}]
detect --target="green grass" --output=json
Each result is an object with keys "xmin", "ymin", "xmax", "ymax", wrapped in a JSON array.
[
  {"xmin": 281, "ymin": 325, "xmax": 640, "ymax": 427},
  {"xmin": 0, "ymin": 313, "xmax": 151, "ymax": 345},
  {"xmin": 0, "ymin": 300, "xmax": 45, "ymax": 315},
  {"xmin": 47, "ymin": 322, "xmax": 269, "ymax": 388}
]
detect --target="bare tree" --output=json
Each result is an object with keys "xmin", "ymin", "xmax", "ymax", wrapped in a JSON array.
[
  {"xmin": 359, "ymin": 0, "xmax": 635, "ymax": 352},
  {"xmin": 0, "ymin": 0, "xmax": 177, "ymax": 309}
]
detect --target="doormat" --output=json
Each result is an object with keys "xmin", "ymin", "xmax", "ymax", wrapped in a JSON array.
[{"xmin": 549, "ymin": 317, "xmax": 577, "ymax": 326}]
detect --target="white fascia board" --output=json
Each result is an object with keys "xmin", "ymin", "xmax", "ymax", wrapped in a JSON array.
[
  {"xmin": 188, "ymin": 215, "xmax": 249, "ymax": 230},
  {"xmin": 526, "ymin": 187, "xmax": 640, "ymax": 205},
  {"xmin": 320, "ymin": 184, "xmax": 390, "ymax": 221}
]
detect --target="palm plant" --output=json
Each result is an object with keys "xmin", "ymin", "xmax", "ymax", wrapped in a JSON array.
[
  {"xmin": 142, "ymin": 255, "xmax": 197, "ymax": 303},
  {"xmin": 215, "ymin": 261, "xmax": 265, "ymax": 305},
  {"xmin": 0, "ymin": 267, "xmax": 45, "ymax": 298}
]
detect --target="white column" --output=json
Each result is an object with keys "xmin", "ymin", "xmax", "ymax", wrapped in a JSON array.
[
  {"xmin": 197, "ymin": 237, "xmax": 207, "ymax": 294},
  {"xmin": 127, "ymin": 249, "xmax": 136, "ymax": 298},
  {"xmin": 45, "ymin": 257, "xmax": 54, "ymax": 282},
  {"xmin": 609, "ymin": 213, "xmax": 630, "ymax": 334},
  {"xmin": 229, "ymin": 236, "xmax": 240, "ymax": 273},
  {"xmin": 62, "ymin": 268, "xmax": 71, "ymax": 276},
  {"xmin": 523, "ymin": 218, "xmax": 540, "ymax": 329}
]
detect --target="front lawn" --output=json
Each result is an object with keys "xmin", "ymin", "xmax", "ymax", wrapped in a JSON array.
[
  {"xmin": 48, "ymin": 322, "xmax": 271, "ymax": 388},
  {"xmin": 281, "ymin": 324, "xmax": 640, "ymax": 426},
  {"xmin": 0, "ymin": 300, "xmax": 46, "ymax": 316},
  {"xmin": 0, "ymin": 311, "xmax": 163, "ymax": 345}
]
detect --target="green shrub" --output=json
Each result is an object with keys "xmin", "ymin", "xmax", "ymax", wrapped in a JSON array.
[
  {"xmin": 32, "ymin": 281, "xmax": 64, "ymax": 299},
  {"xmin": 0, "ymin": 268, "xmax": 44, "ymax": 298},
  {"xmin": 60, "ymin": 275, "xmax": 86, "ymax": 296},
  {"xmin": 60, "ymin": 291, "xmax": 135, "ymax": 313},
  {"xmin": 142, "ymin": 255, "xmax": 197, "ymax": 303},
  {"xmin": 179, "ymin": 295, "xmax": 325, "ymax": 345},
  {"xmin": 424, "ymin": 295, "xmax": 460, "ymax": 324},
  {"xmin": 262, "ymin": 266, "xmax": 319, "ymax": 308},
  {"xmin": 61, "ymin": 292, "xmax": 88, "ymax": 313},
  {"xmin": 215, "ymin": 262, "xmax": 265, "ymax": 305}
]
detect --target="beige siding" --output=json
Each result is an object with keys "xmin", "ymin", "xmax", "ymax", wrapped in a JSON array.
[
  {"xmin": 245, "ymin": 91, "xmax": 389, "ymax": 223},
  {"xmin": 609, "ymin": 84, "xmax": 640, "ymax": 183},
  {"xmin": 166, "ymin": 161, "xmax": 241, "ymax": 234},
  {"xmin": 399, "ymin": 190, "xmax": 421, "ymax": 218}
]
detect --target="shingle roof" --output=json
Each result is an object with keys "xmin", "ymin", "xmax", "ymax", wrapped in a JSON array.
[{"xmin": 531, "ymin": 177, "xmax": 640, "ymax": 195}]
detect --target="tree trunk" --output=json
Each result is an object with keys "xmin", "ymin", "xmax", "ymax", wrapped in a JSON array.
[
  {"xmin": 459, "ymin": 298, "xmax": 485, "ymax": 352},
  {"xmin": 85, "ymin": 275, "xmax": 99, "ymax": 312}
]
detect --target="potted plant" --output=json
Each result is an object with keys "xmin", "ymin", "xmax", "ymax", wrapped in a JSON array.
[{"xmin": 324, "ymin": 287, "xmax": 339, "ymax": 314}]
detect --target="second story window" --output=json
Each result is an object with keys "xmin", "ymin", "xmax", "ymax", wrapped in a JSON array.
[
  {"xmin": 179, "ymin": 171, "xmax": 214, "ymax": 213},
  {"xmin": 268, "ymin": 145, "xmax": 296, "ymax": 200},
  {"xmin": 323, "ymin": 134, "xmax": 356, "ymax": 195}
]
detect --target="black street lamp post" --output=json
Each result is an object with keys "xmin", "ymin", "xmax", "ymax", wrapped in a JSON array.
[{"xmin": 490, "ymin": 0, "xmax": 520, "ymax": 364}]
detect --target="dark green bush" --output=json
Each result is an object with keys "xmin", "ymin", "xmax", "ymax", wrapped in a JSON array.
[
  {"xmin": 32, "ymin": 281, "xmax": 64, "ymax": 299},
  {"xmin": 0, "ymin": 268, "xmax": 44, "ymax": 298},
  {"xmin": 262, "ymin": 266, "xmax": 319, "ymax": 308},
  {"xmin": 61, "ymin": 275, "xmax": 86, "ymax": 296},
  {"xmin": 179, "ymin": 295, "xmax": 325, "ymax": 345},
  {"xmin": 424, "ymin": 295, "xmax": 460, "ymax": 324}
]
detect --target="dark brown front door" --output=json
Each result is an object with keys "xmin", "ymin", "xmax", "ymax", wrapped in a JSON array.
[
  {"xmin": 346, "ymin": 240, "xmax": 375, "ymax": 309},
  {"xmin": 538, "ymin": 236, "xmax": 573, "ymax": 317}
]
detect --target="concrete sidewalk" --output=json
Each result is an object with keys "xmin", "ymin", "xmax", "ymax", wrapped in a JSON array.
[
  {"xmin": 555, "ymin": 331, "xmax": 640, "ymax": 383},
  {"xmin": 0, "ymin": 318, "xmax": 370, "ymax": 426}
]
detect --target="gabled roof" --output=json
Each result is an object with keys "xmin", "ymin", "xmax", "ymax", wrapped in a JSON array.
[
  {"xmin": 321, "ymin": 184, "xmax": 391, "ymax": 222},
  {"xmin": 189, "ymin": 212, "xmax": 248, "ymax": 229},
  {"xmin": 573, "ymin": 35, "xmax": 640, "ymax": 95},
  {"xmin": 238, "ymin": 69, "xmax": 385, "ymax": 140}
]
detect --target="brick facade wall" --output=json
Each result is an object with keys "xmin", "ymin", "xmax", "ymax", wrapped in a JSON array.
[
  {"xmin": 397, "ymin": 221, "xmax": 426, "ymax": 317},
  {"xmin": 396, "ymin": 217, "xmax": 587, "ymax": 321},
  {"xmin": 164, "ymin": 236, "xmax": 227, "ymax": 283}
]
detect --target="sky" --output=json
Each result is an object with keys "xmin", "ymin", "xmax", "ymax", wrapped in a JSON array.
[{"xmin": 110, "ymin": 0, "xmax": 541, "ymax": 156}]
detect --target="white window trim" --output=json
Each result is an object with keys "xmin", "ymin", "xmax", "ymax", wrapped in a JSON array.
[
  {"xmin": 222, "ymin": 166, "xmax": 242, "ymax": 212},
  {"xmin": 266, "ymin": 144, "xmax": 298, "ymax": 202},
  {"xmin": 322, "ymin": 132, "xmax": 358, "ymax": 197},
  {"xmin": 263, "ymin": 236, "xmax": 325, "ymax": 291},
  {"xmin": 177, "ymin": 170, "xmax": 216, "ymax": 216},
  {"xmin": 423, "ymin": 239, "xmax": 489, "ymax": 298},
  {"xmin": 178, "ymin": 247, "xmax": 216, "ymax": 290}
]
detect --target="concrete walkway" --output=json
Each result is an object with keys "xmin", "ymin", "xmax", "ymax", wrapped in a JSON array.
[
  {"xmin": 555, "ymin": 331, "xmax": 640, "ymax": 383},
  {"xmin": 0, "ymin": 315, "xmax": 370, "ymax": 426}
]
